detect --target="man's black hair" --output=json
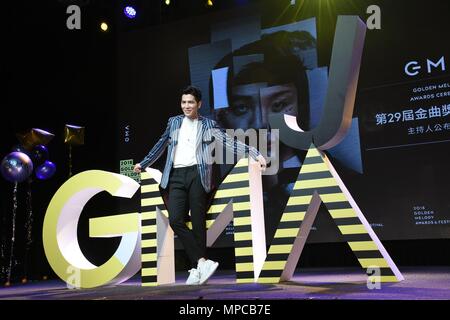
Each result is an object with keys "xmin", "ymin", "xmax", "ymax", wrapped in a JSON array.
[{"xmin": 182, "ymin": 85, "xmax": 202, "ymax": 103}]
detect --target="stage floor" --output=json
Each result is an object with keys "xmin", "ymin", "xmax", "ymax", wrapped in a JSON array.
[{"xmin": 1, "ymin": 266, "xmax": 449, "ymax": 300}]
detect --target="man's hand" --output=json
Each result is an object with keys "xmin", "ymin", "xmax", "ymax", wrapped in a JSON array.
[
  {"xmin": 256, "ymin": 154, "xmax": 267, "ymax": 172},
  {"xmin": 133, "ymin": 163, "xmax": 142, "ymax": 173}
]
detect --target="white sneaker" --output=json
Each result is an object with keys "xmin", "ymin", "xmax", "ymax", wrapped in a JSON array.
[
  {"xmin": 197, "ymin": 259, "xmax": 219, "ymax": 285},
  {"xmin": 186, "ymin": 268, "xmax": 200, "ymax": 285}
]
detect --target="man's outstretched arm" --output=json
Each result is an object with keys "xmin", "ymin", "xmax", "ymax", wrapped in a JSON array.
[
  {"xmin": 211, "ymin": 121, "xmax": 267, "ymax": 170},
  {"xmin": 134, "ymin": 118, "xmax": 171, "ymax": 173}
]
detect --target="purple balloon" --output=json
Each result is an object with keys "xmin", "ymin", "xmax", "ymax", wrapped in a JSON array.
[
  {"xmin": 35, "ymin": 160, "xmax": 56, "ymax": 180},
  {"xmin": 1, "ymin": 152, "xmax": 34, "ymax": 183},
  {"xmin": 31, "ymin": 144, "xmax": 49, "ymax": 166}
]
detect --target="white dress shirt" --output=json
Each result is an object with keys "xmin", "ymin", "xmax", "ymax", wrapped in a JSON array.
[{"xmin": 173, "ymin": 117, "xmax": 198, "ymax": 168}]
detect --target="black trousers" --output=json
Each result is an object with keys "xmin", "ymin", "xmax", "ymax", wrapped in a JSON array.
[{"xmin": 168, "ymin": 165, "xmax": 207, "ymax": 267}]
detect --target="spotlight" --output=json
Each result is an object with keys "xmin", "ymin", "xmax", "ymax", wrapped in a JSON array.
[
  {"xmin": 124, "ymin": 6, "xmax": 137, "ymax": 19},
  {"xmin": 207, "ymin": 0, "xmax": 213, "ymax": 6},
  {"xmin": 100, "ymin": 22, "xmax": 108, "ymax": 31},
  {"xmin": 165, "ymin": 0, "xmax": 170, "ymax": 5}
]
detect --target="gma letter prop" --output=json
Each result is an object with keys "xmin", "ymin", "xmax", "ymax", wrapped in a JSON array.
[{"xmin": 43, "ymin": 170, "xmax": 141, "ymax": 288}]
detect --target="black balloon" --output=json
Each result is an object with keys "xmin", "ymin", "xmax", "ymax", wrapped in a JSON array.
[
  {"xmin": 31, "ymin": 144, "xmax": 49, "ymax": 166},
  {"xmin": 0, "ymin": 152, "xmax": 34, "ymax": 183}
]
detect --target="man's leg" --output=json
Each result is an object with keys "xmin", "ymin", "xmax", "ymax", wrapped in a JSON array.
[
  {"xmin": 187, "ymin": 168, "xmax": 207, "ymax": 258},
  {"xmin": 187, "ymin": 167, "xmax": 218, "ymax": 284},
  {"xmin": 168, "ymin": 168, "xmax": 203, "ymax": 267}
]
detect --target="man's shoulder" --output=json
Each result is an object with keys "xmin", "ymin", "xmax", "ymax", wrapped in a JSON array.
[
  {"xmin": 168, "ymin": 115, "xmax": 184, "ymax": 122},
  {"xmin": 201, "ymin": 116, "xmax": 218, "ymax": 127}
]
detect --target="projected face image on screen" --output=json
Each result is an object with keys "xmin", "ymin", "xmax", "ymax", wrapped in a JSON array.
[
  {"xmin": 213, "ymin": 31, "xmax": 312, "ymax": 169},
  {"xmin": 186, "ymin": 17, "xmax": 363, "ymax": 243},
  {"xmin": 207, "ymin": 28, "xmax": 318, "ymax": 243},
  {"xmin": 186, "ymin": 19, "xmax": 301, "ymax": 241}
]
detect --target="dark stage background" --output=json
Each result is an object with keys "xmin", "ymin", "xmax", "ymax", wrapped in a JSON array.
[{"xmin": 1, "ymin": 0, "xmax": 449, "ymax": 283}]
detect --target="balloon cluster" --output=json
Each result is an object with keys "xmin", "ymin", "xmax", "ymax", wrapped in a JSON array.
[
  {"xmin": 1, "ymin": 129, "xmax": 56, "ymax": 183},
  {"xmin": 1, "ymin": 126, "xmax": 84, "ymax": 284}
]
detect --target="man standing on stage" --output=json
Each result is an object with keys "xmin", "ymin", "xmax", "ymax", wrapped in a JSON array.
[{"xmin": 134, "ymin": 85, "xmax": 267, "ymax": 285}]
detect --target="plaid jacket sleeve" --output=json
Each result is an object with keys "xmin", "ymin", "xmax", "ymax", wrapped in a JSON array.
[{"xmin": 139, "ymin": 118, "xmax": 171, "ymax": 169}]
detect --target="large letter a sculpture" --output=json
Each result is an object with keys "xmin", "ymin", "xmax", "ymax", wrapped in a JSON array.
[{"xmin": 257, "ymin": 144, "xmax": 404, "ymax": 283}]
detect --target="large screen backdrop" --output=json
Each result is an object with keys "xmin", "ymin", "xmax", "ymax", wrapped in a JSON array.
[{"xmin": 117, "ymin": 0, "xmax": 450, "ymax": 247}]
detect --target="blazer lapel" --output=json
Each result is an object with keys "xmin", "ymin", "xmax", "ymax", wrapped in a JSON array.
[
  {"xmin": 172, "ymin": 115, "xmax": 183, "ymax": 143},
  {"xmin": 196, "ymin": 116, "xmax": 206, "ymax": 150}
]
